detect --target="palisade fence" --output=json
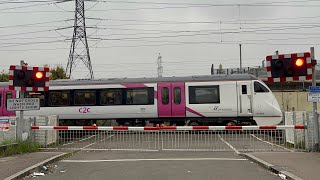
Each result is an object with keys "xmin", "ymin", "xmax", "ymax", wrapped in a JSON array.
[
  {"xmin": 212, "ymin": 66, "xmax": 267, "ymax": 78},
  {"xmin": 27, "ymin": 112, "xmax": 318, "ymax": 152}
]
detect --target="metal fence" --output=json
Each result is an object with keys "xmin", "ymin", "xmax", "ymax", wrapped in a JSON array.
[{"xmin": 31, "ymin": 126, "xmax": 306, "ymax": 152}]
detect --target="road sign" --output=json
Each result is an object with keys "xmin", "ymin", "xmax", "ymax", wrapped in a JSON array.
[
  {"xmin": 309, "ymin": 86, "xmax": 320, "ymax": 92},
  {"xmin": 308, "ymin": 93, "xmax": 320, "ymax": 102},
  {"xmin": 6, "ymin": 98, "xmax": 40, "ymax": 111},
  {"xmin": 0, "ymin": 119, "xmax": 9, "ymax": 131}
]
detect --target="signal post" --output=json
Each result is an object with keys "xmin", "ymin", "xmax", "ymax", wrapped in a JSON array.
[
  {"xmin": 266, "ymin": 48, "xmax": 319, "ymax": 151},
  {"xmin": 8, "ymin": 61, "xmax": 49, "ymax": 141}
]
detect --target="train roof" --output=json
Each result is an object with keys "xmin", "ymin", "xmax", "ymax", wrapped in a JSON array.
[
  {"xmin": 0, "ymin": 74, "xmax": 258, "ymax": 87},
  {"xmin": 51, "ymin": 74, "xmax": 257, "ymax": 85}
]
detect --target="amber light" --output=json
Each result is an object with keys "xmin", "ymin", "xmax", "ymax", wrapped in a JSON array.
[
  {"xmin": 35, "ymin": 72, "xmax": 44, "ymax": 79},
  {"xmin": 295, "ymin": 58, "xmax": 304, "ymax": 67}
]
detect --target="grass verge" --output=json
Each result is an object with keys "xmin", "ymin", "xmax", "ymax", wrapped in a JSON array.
[{"xmin": 0, "ymin": 139, "xmax": 41, "ymax": 157}]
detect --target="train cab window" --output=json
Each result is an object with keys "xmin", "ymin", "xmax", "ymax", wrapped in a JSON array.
[
  {"xmin": 100, "ymin": 89, "xmax": 123, "ymax": 105},
  {"xmin": 74, "ymin": 90, "xmax": 96, "ymax": 105},
  {"xmin": 254, "ymin": 82, "xmax": 269, "ymax": 93},
  {"xmin": 48, "ymin": 91, "xmax": 70, "ymax": 106},
  {"xmin": 174, "ymin": 87, "xmax": 181, "ymax": 104},
  {"xmin": 242, "ymin": 85, "xmax": 247, "ymax": 94},
  {"xmin": 189, "ymin": 86, "xmax": 220, "ymax": 104},
  {"xmin": 126, "ymin": 88, "xmax": 149, "ymax": 105},
  {"xmin": 162, "ymin": 87, "xmax": 169, "ymax": 105},
  {"xmin": 25, "ymin": 91, "xmax": 46, "ymax": 106}
]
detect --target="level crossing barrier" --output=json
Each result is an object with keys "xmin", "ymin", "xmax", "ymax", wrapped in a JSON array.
[{"xmin": 31, "ymin": 125, "xmax": 307, "ymax": 152}]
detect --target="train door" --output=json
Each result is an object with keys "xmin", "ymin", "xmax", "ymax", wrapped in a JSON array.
[
  {"xmin": 2, "ymin": 88, "xmax": 15, "ymax": 116},
  {"xmin": 0, "ymin": 88, "xmax": 3, "ymax": 116},
  {"xmin": 238, "ymin": 81, "xmax": 253, "ymax": 116},
  {"xmin": 157, "ymin": 82, "xmax": 186, "ymax": 117}
]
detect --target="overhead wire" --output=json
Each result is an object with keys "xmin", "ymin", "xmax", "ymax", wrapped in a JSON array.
[
  {"xmin": 0, "ymin": 1, "xmax": 55, "ymax": 11},
  {"xmin": 93, "ymin": 0, "xmax": 320, "ymax": 6}
]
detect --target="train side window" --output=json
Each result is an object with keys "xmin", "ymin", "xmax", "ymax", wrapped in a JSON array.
[
  {"xmin": 174, "ymin": 87, "xmax": 181, "ymax": 104},
  {"xmin": 6, "ymin": 92, "xmax": 12, "ymax": 107},
  {"xmin": 162, "ymin": 87, "xmax": 169, "ymax": 105},
  {"xmin": 189, "ymin": 86, "xmax": 220, "ymax": 104},
  {"xmin": 254, "ymin": 82, "xmax": 269, "ymax": 93},
  {"xmin": 126, "ymin": 88, "xmax": 149, "ymax": 105},
  {"xmin": 0, "ymin": 93, "xmax": 2, "ymax": 107},
  {"xmin": 100, "ymin": 89, "xmax": 123, "ymax": 105},
  {"xmin": 74, "ymin": 90, "xmax": 96, "ymax": 105},
  {"xmin": 48, "ymin": 91, "xmax": 70, "ymax": 106},
  {"xmin": 242, "ymin": 85, "xmax": 247, "ymax": 94},
  {"xmin": 25, "ymin": 91, "xmax": 46, "ymax": 106}
]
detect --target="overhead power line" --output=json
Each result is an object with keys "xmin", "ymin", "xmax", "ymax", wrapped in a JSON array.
[
  {"xmin": 0, "ymin": 1, "xmax": 55, "ymax": 11},
  {"xmin": 93, "ymin": 0, "xmax": 320, "ymax": 6},
  {"xmin": 0, "ymin": 19, "xmax": 73, "ymax": 29},
  {"xmin": 0, "ymin": 26, "xmax": 71, "ymax": 37},
  {"xmin": 87, "ymin": 16, "xmax": 320, "ymax": 25}
]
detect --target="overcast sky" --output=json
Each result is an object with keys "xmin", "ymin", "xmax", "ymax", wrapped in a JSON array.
[{"xmin": 1, "ymin": 0, "xmax": 320, "ymax": 79}]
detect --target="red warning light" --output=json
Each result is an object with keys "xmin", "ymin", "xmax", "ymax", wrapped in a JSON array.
[
  {"xmin": 35, "ymin": 71, "xmax": 44, "ymax": 79},
  {"xmin": 295, "ymin": 58, "xmax": 304, "ymax": 67}
]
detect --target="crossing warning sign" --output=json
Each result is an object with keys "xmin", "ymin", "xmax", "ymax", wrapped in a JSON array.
[
  {"xmin": 6, "ymin": 98, "xmax": 40, "ymax": 111},
  {"xmin": 0, "ymin": 119, "xmax": 9, "ymax": 131}
]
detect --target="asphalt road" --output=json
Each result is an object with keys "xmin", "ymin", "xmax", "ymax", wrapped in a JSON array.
[
  {"xmin": 37, "ymin": 151, "xmax": 281, "ymax": 180},
  {"xmin": 56, "ymin": 131, "xmax": 289, "ymax": 152},
  {"xmin": 32, "ymin": 131, "xmax": 288, "ymax": 180}
]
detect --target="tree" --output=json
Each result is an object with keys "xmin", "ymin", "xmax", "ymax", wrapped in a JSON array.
[
  {"xmin": 49, "ymin": 65, "xmax": 69, "ymax": 80},
  {"xmin": 0, "ymin": 70, "xmax": 9, "ymax": 82}
]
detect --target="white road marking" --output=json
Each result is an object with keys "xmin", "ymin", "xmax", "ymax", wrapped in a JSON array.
[
  {"xmin": 218, "ymin": 134, "xmax": 240, "ymax": 154},
  {"xmin": 62, "ymin": 157, "xmax": 247, "ymax": 163},
  {"xmin": 62, "ymin": 135, "xmax": 96, "ymax": 146},
  {"xmin": 250, "ymin": 134, "xmax": 293, "ymax": 152},
  {"xmin": 79, "ymin": 135, "xmax": 96, "ymax": 142},
  {"xmin": 81, "ymin": 135, "xmax": 114, "ymax": 150},
  {"xmin": 82, "ymin": 149, "xmax": 159, "ymax": 152}
]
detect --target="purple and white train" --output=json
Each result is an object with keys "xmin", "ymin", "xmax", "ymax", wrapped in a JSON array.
[{"xmin": 0, "ymin": 74, "xmax": 282, "ymax": 126}]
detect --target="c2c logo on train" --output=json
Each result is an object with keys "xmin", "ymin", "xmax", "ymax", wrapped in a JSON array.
[{"xmin": 79, "ymin": 107, "xmax": 91, "ymax": 114}]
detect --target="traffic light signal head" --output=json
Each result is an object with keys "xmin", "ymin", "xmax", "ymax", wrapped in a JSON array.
[
  {"xmin": 266, "ymin": 52, "xmax": 312, "ymax": 82},
  {"xmin": 35, "ymin": 71, "xmax": 44, "ymax": 79},
  {"xmin": 9, "ymin": 65, "xmax": 50, "ymax": 91},
  {"xmin": 295, "ymin": 58, "xmax": 304, "ymax": 67},
  {"xmin": 270, "ymin": 57, "xmax": 307, "ymax": 78}
]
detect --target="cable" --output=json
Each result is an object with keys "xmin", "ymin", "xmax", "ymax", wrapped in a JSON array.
[
  {"xmin": 94, "ymin": 0, "xmax": 320, "ymax": 6},
  {"xmin": 0, "ymin": 0, "xmax": 57, "ymax": 4},
  {"xmin": 0, "ymin": 40, "xmax": 67, "ymax": 48},
  {"xmin": 0, "ymin": 26, "xmax": 72, "ymax": 37},
  {"xmin": 0, "ymin": 19, "xmax": 72, "ymax": 29},
  {"xmin": 87, "ymin": 16, "xmax": 320, "ymax": 26},
  {"xmin": 86, "ymin": 25, "xmax": 320, "ymax": 41},
  {"xmin": 0, "ymin": 36, "xmax": 68, "ymax": 41},
  {"xmin": 0, "ymin": 1, "xmax": 55, "ymax": 11}
]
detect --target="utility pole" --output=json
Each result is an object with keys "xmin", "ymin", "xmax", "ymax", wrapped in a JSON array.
[
  {"xmin": 311, "ymin": 47, "xmax": 319, "ymax": 151},
  {"xmin": 67, "ymin": 0, "xmax": 94, "ymax": 79},
  {"xmin": 211, "ymin": 64, "xmax": 214, "ymax": 75},
  {"xmin": 157, "ymin": 53, "xmax": 163, "ymax": 77},
  {"xmin": 239, "ymin": 44, "xmax": 242, "ymax": 73},
  {"xmin": 17, "ymin": 60, "xmax": 25, "ymax": 141}
]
